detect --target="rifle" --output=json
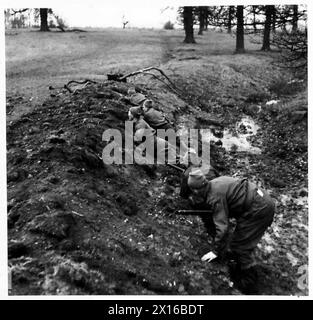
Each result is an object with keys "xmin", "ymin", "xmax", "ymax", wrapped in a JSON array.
[
  {"xmin": 175, "ymin": 209, "xmax": 212, "ymax": 215},
  {"xmin": 167, "ymin": 163, "xmax": 185, "ymax": 172}
]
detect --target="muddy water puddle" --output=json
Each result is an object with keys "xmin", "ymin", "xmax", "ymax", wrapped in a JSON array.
[
  {"xmin": 177, "ymin": 116, "xmax": 261, "ymax": 155},
  {"xmin": 204, "ymin": 116, "xmax": 262, "ymax": 154}
]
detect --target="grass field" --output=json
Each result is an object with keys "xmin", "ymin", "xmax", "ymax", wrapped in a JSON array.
[
  {"xmin": 6, "ymin": 27, "xmax": 264, "ymax": 117},
  {"xmin": 6, "ymin": 28, "xmax": 176, "ymax": 105}
]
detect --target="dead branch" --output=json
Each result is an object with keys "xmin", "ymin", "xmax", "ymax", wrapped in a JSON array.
[
  {"xmin": 64, "ymin": 79, "xmax": 99, "ymax": 93},
  {"xmin": 66, "ymin": 79, "xmax": 98, "ymax": 86},
  {"xmin": 119, "ymin": 67, "xmax": 175, "ymax": 86},
  {"xmin": 140, "ymin": 71, "xmax": 180, "ymax": 95},
  {"xmin": 118, "ymin": 67, "xmax": 183, "ymax": 96},
  {"xmin": 11, "ymin": 9, "xmax": 28, "ymax": 15}
]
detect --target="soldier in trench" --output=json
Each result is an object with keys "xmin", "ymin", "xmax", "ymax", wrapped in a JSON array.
[
  {"xmin": 127, "ymin": 90, "xmax": 172, "ymax": 130},
  {"xmin": 128, "ymin": 92, "xmax": 190, "ymax": 158},
  {"xmin": 184, "ymin": 168, "xmax": 275, "ymax": 294},
  {"xmin": 128, "ymin": 106, "xmax": 177, "ymax": 164}
]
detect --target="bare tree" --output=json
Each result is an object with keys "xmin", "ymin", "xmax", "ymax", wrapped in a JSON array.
[
  {"xmin": 204, "ymin": 7, "xmax": 209, "ymax": 30},
  {"xmin": 261, "ymin": 5, "xmax": 274, "ymax": 51},
  {"xmin": 122, "ymin": 15, "xmax": 129, "ymax": 29},
  {"xmin": 272, "ymin": 6, "xmax": 277, "ymax": 33},
  {"xmin": 274, "ymin": 5, "xmax": 306, "ymax": 32},
  {"xmin": 183, "ymin": 6, "xmax": 196, "ymax": 43},
  {"xmin": 198, "ymin": 6, "xmax": 206, "ymax": 35},
  {"xmin": 292, "ymin": 5, "xmax": 298, "ymax": 32},
  {"xmin": 252, "ymin": 5, "xmax": 258, "ymax": 33},
  {"xmin": 227, "ymin": 6, "xmax": 235, "ymax": 34},
  {"xmin": 39, "ymin": 8, "xmax": 50, "ymax": 31},
  {"xmin": 273, "ymin": 29, "xmax": 307, "ymax": 74},
  {"xmin": 235, "ymin": 6, "xmax": 245, "ymax": 53}
]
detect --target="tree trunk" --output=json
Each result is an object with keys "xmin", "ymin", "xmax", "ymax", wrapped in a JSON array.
[
  {"xmin": 204, "ymin": 7, "xmax": 209, "ymax": 31},
  {"xmin": 39, "ymin": 8, "xmax": 50, "ymax": 31},
  {"xmin": 227, "ymin": 6, "xmax": 235, "ymax": 34},
  {"xmin": 272, "ymin": 6, "xmax": 276, "ymax": 34},
  {"xmin": 292, "ymin": 5, "xmax": 298, "ymax": 32},
  {"xmin": 261, "ymin": 5, "xmax": 273, "ymax": 51},
  {"xmin": 235, "ymin": 6, "xmax": 245, "ymax": 53},
  {"xmin": 252, "ymin": 6, "xmax": 257, "ymax": 33},
  {"xmin": 183, "ymin": 6, "xmax": 196, "ymax": 43},
  {"xmin": 198, "ymin": 7, "xmax": 205, "ymax": 35}
]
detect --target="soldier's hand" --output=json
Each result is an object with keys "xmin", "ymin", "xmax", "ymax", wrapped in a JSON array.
[{"xmin": 201, "ymin": 251, "xmax": 217, "ymax": 262}]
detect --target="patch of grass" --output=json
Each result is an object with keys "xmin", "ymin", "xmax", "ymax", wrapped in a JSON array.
[
  {"xmin": 268, "ymin": 77, "xmax": 305, "ymax": 98},
  {"xmin": 245, "ymin": 88, "xmax": 270, "ymax": 103}
]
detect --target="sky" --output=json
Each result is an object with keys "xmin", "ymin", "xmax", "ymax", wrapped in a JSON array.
[
  {"xmin": 3, "ymin": 0, "xmax": 182, "ymax": 29},
  {"xmin": 52, "ymin": 2, "xmax": 179, "ymax": 29},
  {"xmin": 3, "ymin": 0, "xmax": 308, "ymax": 29}
]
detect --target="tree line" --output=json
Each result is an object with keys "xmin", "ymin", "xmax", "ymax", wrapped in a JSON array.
[
  {"xmin": 5, "ymin": 6, "xmax": 307, "ymax": 73},
  {"xmin": 180, "ymin": 5, "xmax": 307, "ymax": 53}
]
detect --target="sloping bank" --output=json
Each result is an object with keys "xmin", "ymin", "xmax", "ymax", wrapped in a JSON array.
[{"xmin": 7, "ymin": 53, "xmax": 307, "ymax": 295}]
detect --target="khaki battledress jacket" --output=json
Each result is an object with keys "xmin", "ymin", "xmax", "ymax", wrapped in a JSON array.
[
  {"xmin": 204, "ymin": 176, "xmax": 256, "ymax": 248},
  {"xmin": 190, "ymin": 176, "xmax": 275, "ymax": 259},
  {"xmin": 133, "ymin": 118, "xmax": 176, "ymax": 163},
  {"xmin": 143, "ymin": 108, "xmax": 170, "ymax": 130}
]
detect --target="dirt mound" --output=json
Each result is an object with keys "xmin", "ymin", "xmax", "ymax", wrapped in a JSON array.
[{"xmin": 7, "ymin": 81, "xmax": 239, "ymax": 295}]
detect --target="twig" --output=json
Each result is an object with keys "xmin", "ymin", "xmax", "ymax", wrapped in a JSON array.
[
  {"xmin": 141, "ymin": 71, "xmax": 180, "ymax": 94},
  {"xmin": 71, "ymin": 210, "xmax": 84, "ymax": 217},
  {"xmin": 120, "ymin": 67, "xmax": 176, "ymax": 87},
  {"xmin": 66, "ymin": 79, "xmax": 98, "ymax": 86},
  {"xmin": 64, "ymin": 79, "xmax": 99, "ymax": 93},
  {"xmin": 167, "ymin": 163, "xmax": 185, "ymax": 172}
]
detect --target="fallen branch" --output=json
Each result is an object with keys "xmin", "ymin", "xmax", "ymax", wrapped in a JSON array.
[
  {"xmin": 117, "ymin": 66, "xmax": 183, "ymax": 96},
  {"xmin": 141, "ymin": 71, "xmax": 181, "ymax": 95},
  {"xmin": 119, "ymin": 66, "xmax": 175, "ymax": 87},
  {"xmin": 64, "ymin": 79, "xmax": 99, "ymax": 93},
  {"xmin": 66, "ymin": 79, "xmax": 98, "ymax": 86},
  {"xmin": 167, "ymin": 163, "xmax": 185, "ymax": 172}
]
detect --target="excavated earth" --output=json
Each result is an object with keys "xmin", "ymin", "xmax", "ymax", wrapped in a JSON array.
[{"xmin": 7, "ymin": 52, "xmax": 308, "ymax": 295}]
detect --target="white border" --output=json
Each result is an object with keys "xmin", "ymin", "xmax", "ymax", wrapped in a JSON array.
[{"xmin": 1, "ymin": 0, "xmax": 311, "ymax": 300}]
